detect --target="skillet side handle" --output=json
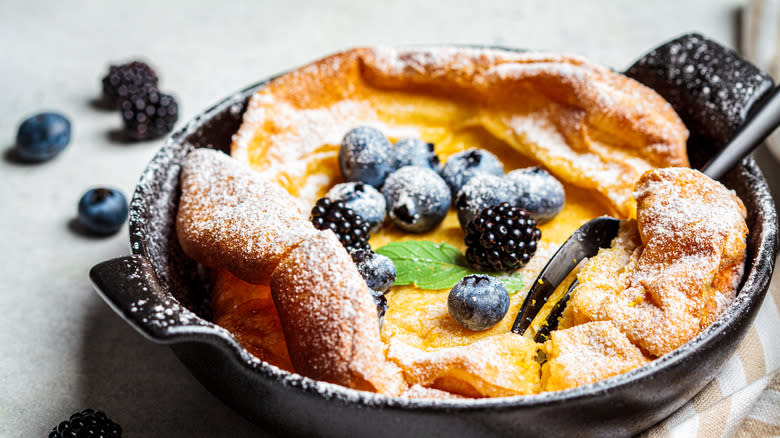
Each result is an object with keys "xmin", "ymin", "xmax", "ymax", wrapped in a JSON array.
[
  {"xmin": 625, "ymin": 33, "xmax": 775, "ymax": 168},
  {"xmin": 90, "ymin": 254, "xmax": 215, "ymax": 344}
]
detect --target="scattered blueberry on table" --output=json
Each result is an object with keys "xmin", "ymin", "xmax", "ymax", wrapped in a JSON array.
[
  {"xmin": 447, "ymin": 274, "xmax": 510, "ymax": 331},
  {"xmin": 14, "ymin": 112, "xmax": 71, "ymax": 162},
  {"xmin": 49, "ymin": 408, "xmax": 122, "ymax": 438},
  {"xmin": 77, "ymin": 188, "xmax": 129, "ymax": 236}
]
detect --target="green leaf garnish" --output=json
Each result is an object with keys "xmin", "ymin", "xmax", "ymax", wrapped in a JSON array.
[{"xmin": 375, "ymin": 240, "xmax": 525, "ymax": 294}]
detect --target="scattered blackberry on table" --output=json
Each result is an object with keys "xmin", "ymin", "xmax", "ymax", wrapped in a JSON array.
[
  {"xmin": 382, "ymin": 166, "xmax": 451, "ymax": 233},
  {"xmin": 77, "ymin": 188, "xmax": 129, "ymax": 236},
  {"xmin": 49, "ymin": 408, "xmax": 122, "ymax": 438},
  {"xmin": 506, "ymin": 167, "xmax": 565, "ymax": 223},
  {"xmin": 120, "ymin": 86, "xmax": 178, "ymax": 140},
  {"xmin": 439, "ymin": 148, "xmax": 504, "ymax": 198},
  {"xmin": 393, "ymin": 137, "xmax": 440, "ymax": 171},
  {"xmin": 455, "ymin": 174, "xmax": 520, "ymax": 228},
  {"xmin": 447, "ymin": 274, "xmax": 510, "ymax": 331},
  {"xmin": 326, "ymin": 182, "xmax": 386, "ymax": 233},
  {"xmin": 464, "ymin": 202, "xmax": 541, "ymax": 272},
  {"xmin": 338, "ymin": 126, "xmax": 395, "ymax": 188},
  {"xmin": 101, "ymin": 60, "xmax": 159, "ymax": 108},
  {"xmin": 310, "ymin": 197, "xmax": 371, "ymax": 252},
  {"xmin": 351, "ymin": 249, "xmax": 396, "ymax": 293},
  {"xmin": 14, "ymin": 112, "xmax": 71, "ymax": 162}
]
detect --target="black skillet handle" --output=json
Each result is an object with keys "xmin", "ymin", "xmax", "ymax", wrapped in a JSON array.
[
  {"xmin": 90, "ymin": 255, "xmax": 218, "ymax": 344},
  {"xmin": 625, "ymin": 33, "xmax": 775, "ymax": 169}
]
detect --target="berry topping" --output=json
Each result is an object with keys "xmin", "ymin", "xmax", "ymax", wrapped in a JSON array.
[
  {"xmin": 506, "ymin": 167, "xmax": 565, "ymax": 223},
  {"xmin": 77, "ymin": 188, "xmax": 129, "ymax": 236},
  {"xmin": 455, "ymin": 174, "xmax": 520, "ymax": 228},
  {"xmin": 310, "ymin": 198, "xmax": 371, "ymax": 252},
  {"xmin": 464, "ymin": 202, "xmax": 541, "ymax": 272},
  {"xmin": 393, "ymin": 137, "xmax": 440, "ymax": 171},
  {"xmin": 351, "ymin": 249, "xmax": 397, "ymax": 293},
  {"xmin": 369, "ymin": 287, "xmax": 388, "ymax": 327},
  {"xmin": 49, "ymin": 408, "xmax": 122, "ymax": 438},
  {"xmin": 14, "ymin": 112, "xmax": 71, "ymax": 162},
  {"xmin": 325, "ymin": 182, "xmax": 386, "ymax": 233},
  {"xmin": 101, "ymin": 61, "xmax": 159, "ymax": 108},
  {"xmin": 338, "ymin": 126, "xmax": 394, "ymax": 188},
  {"xmin": 120, "ymin": 86, "xmax": 178, "ymax": 140},
  {"xmin": 447, "ymin": 274, "xmax": 510, "ymax": 331},
  {"xmin": 439, "ymin": 148, "xmax": 504, "ymax": 197},
  {"xmin": 382, "ymin": 166, "xmax": 451, "ymax": 233}
]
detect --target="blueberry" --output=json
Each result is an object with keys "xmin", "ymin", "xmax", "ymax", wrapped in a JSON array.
[
  {"xmin": 351, "ymin": 249, "xmax": 396, "ymax": 293},
  {"xmin": 15, "ymin": 112, "xmax": 71, "ymax": 162},
  {"xmin": 506, "ymin": 167, "xmax": 565, "ymax": 223},
  {"xmin": 382, "ymin": 166, "xmax": 451, "ymax": 233},
  {"xmin": 455, "ymin": 174, "xmax": 520, "ymax": 228},
  {"xmin": 447, "ymin": 274, "xmax": 510, "ymax": 331},
  {"xmin": 326, "ymin": 182, "xmax": 386, "ymax": 233},
  {"xmin": 369, "ymin": 288, "xmax": 388, "ymax": 328},
  {"xmin": 338, "ymin": 126, "xmax": 394, "ymax": 188},
  {"xmin": 439, "ymin": 148, "xmax": 504, "ymax": 198},
  {"xmin": 77, "ymin": 188, "xmax": 129, "ymax": 235},
  {"xmin": 393, "ymin": 138, "xmax": 440, "ymax": 171}
]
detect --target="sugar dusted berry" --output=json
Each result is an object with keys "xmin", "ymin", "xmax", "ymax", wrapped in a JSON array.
[
  {"xmin": 382, "ymin": 166, "xmax": 451, "ymax": 233},
  {"xmin": 310, "ymin": 197, "xmax": 371, "ymax": 252},
  {"xmin": 506, "ymin": 167, "xmax": 565, "ymax": 223},
  {"xmin": 447, "ymin": 274, "xmax": 510, "ymax": 331},
  {"xmin": 326, "ymin": 182, "xmax": 386, "ymax": 233},
  {"xmin": 393, "ymin": 137, "xmax": 440, "ymax": 171},
  {"xmin": 455, "ymin": 173, "xmax": 520, "ymax": 228},
  {"xmin": 439, "ymin": 148, "xmax": 504, "ymax": 197},
  {"xmin": 77, "ymin": 188, "xmax": 129, "ymax": 236},
  {"xmin": 15, "ymin": 112, "xmax": 71, "ymax": 162},
  {"xmin": 464, "ymin": 202, "xmax": 541, "ymax": 272},
  {"xmin": 351, "ymin": 249, "xmax": 396, "ymax": 293},
  {"xmin": 338, "ymin": 126, "xmax": 394, "ymax": 188}
]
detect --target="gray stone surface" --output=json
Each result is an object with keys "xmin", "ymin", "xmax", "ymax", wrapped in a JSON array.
[{"xmin": 0, "ymin": 0, "xmax": 775, "ymax": 436}]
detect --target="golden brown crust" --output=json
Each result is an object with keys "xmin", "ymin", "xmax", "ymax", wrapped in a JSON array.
[
  {"xmin": 212, "ymin": 270, "xmax": 293, "ymax": 372},
  {"xmin": 541, "ymin": 321, "xmax": 650, "ymax": 391},
  {"xmin": 231, "ymin": 47, "xmax": 689, "ymax": 217},
  {"xmin": 564, "ymin": 168, "xmax": 748, "ymax": 357},
  {"xmin": 270, "ymin": 231, "xmax": 406, "ymax": 395},
  {"xmin": 176, "ymin": 149, "xmax": 318, "ymax": 284}
]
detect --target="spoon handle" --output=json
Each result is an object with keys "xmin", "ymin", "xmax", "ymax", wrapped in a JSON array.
[{"xmin": 702, "ymin": 86, "xmax": 780, "ymax": 180}]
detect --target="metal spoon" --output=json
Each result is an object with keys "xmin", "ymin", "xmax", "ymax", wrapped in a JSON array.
[{"xmin": 511, "ymin": 86, "xmax": 780, "ymax": 341}]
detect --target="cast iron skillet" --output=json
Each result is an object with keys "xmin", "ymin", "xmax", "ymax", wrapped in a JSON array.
[{"xmin": 90, "ymin": 34, "xmax": 778, "ymax": 437}]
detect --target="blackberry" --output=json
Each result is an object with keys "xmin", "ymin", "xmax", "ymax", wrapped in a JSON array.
[
  {"xmin": 310, "ymin": 197, "xmax": 370, "ymax": 252},
  {"xmin": 464, "ymin": 202, "xmax": 541, "ymax": 272},
  {"xmin": 101, "ymin": 61, "xmax": 159, "ymax": 108},
  {"xmin": 49, "ymin": 408, "xmax": 122, "ymax": 438},
  {"xmin": 120, "ymin": 86, "xmax": 178, "ymax": 140}
]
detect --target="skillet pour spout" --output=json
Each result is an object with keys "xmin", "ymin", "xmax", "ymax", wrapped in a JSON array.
[{"xmin": 91, "ymin": 34, "xmax": 778, "ymax": 438}]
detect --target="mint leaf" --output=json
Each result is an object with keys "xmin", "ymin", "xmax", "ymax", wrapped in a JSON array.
[{"xmin": 375, "ymin": 240, "xmax": 524, "ymax": 294}]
